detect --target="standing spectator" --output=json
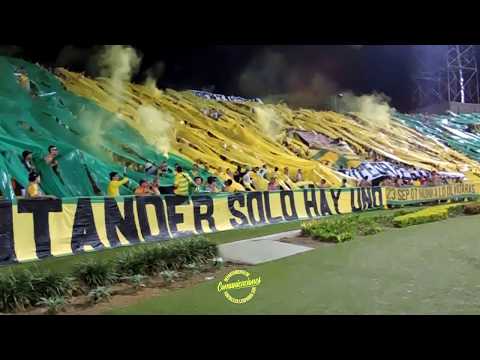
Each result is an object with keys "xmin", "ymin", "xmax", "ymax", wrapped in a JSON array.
[
  {"xmin": 431, "ymin": 171, "xmax": 442, "ymax": 186},
  {"xmin": 271, "ymin": 167, "xmax": 280, "ymax": 180},
  {"xmin": 381, "ymin": 177, "xmax": 394, "ymax": 187},
  {"xmin": 22, "ymin": 150, "xmax": 36, "ymax": 174},
  {"xmin": 158, "ymin": 160, "xmax": 169, "ymax": 176},
  {"xmin": 44, "ymin": 145, "xmax": 60, "ymax": 176},
  {"xmin": 341, "ymin": 179, "xmax": 348, "ymax": 188},
  {"xmin": 268, "ymin": 177, "xmax": 279, "ymax": 191},
  {"xmin": 107, "ymin": 172, "xmax": 129, "ymax": 197},
  {"xmin": 206, "ymin": 177, "xmax": 219, "ymax": 193},
  {"xmin": 223, "ymin": 179, "xmax": 243, "ymax": 192},
  {"xmin": 174, "ymin": 166, "xmax": 193, "ymax": 196},
  {"xmin": 393, "ymin": 176, "xmax": 403, "ymax": 188},
  {"xmin": 420, "ymin": 177, "xmax": 428, "ymax": 186},
  {"xmin": 242, "ymin": 169, "xmax": 255, "ymax": 191},
  {"xmin": 295, "ymin": 169, "xmax": 303, "ymax": 183},
  {"xmin": 26, "ymin": 173, "xmax": 55, "ymax": 199},
  {"xmin": 193, "ymin": 176, "xmax": 205, "ymax": 193},
  {"xmin": 258, "ymin": 164, "xmax": 268, "ymax": 178},
  {"xmin": 233, "ymin": 165, "xmax": 243, "ymax": 183},
  {"xmin": 359, "ymin": 176, "xmax": 371, "ymax": 188},
  {"xmin": 150, "ymin": 177, "xmax": 161, "ymax": 195},
  {"xmin": 144, "ymin": 161, "xmax": 158, "ymax": 176},
  {"xmin": 283, "ymin": 167, "xmax": 291, "ymax": 181},
  {"xmin": 135, "ymin": 180, "xmax": 155, "ymax": 196},
  {"xmin": 318, "ymin": 179, "xmax": 329, "ymax": 188}
]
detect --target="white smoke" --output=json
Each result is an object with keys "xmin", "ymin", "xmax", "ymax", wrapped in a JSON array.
[
  {"xmin": 94, "ymin": 45, "xmax": 142, "ymax": 101},
  {"xmin": 137, "ymin": 105, "xmax": 175, "ymax": 156}
]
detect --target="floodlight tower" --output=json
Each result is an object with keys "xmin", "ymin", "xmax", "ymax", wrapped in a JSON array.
[
  {"xmin": 413, "ymin": 45, "xmax": 480, "ymax": 108},
  {"xmin": 446, "ymin": 45, "xmax": 480, "ymax": 104}
]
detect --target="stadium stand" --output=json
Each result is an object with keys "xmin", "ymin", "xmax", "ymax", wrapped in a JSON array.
[{"xmin": 2, "ymin": 55, "xmax": 480, "ymax": 200}]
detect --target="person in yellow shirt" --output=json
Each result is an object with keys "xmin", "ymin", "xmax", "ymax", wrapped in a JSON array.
[
  {"xmin": 174, "ymin": 166, "xmax": 193, "ymax": 196},
  {"xmin": 26, "ymin": 173, "xmax": 56, "ymax": 199},
  {"xmin": 412, "ymin": 178, "xmax": 421, "ymax": 187},
  {"xmin": 270, "ymin": 167, "xmax": 280, "ymax": 181},
  {"xmin": 223, "ymin": 179, "xmax": 244, "ymax": 192},
  {"xmin": 107, "ymin": 172, "xmax": 129, "ymax": 197}
]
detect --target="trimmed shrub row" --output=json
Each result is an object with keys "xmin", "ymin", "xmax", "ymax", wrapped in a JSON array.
[
  {"xmin": 301, "ymin": 205, "xmax": 466, "ymax": 243},
  {"xmin": 0, "ymin": 236, "xmax": 218, "ymax": 313},
  {"xmin": 392, "ymin": 203, "xmax": 465, "ymax": 228},
  {"xmin": 300, "ymin": 212, "xmax": 413, "ymax": 243}
]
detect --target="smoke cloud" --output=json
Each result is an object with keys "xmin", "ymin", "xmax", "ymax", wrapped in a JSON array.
[
  {"xmin": 254, "ymin": 105, "xmax": 285, "ymax": 140},
  {"xmin": 137, "ymin": 106, "xmax": 175, "ymax": 156},
  {"xmin": 238, "ymin": 49, "xmax": 339, "ymax": 109},
  {"xmin": 92, "ymin": 45, "xmax": 142, "ymax": 101},
  {"xmin": 143, "ymin": 62, "xmax": 166, "ymax": 90},
  {"xmin": 340, "ymin": 92, "xmax": 396, "ymax": 129}
]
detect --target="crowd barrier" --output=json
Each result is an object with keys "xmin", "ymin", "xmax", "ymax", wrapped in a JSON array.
[{"xmin": 0, "ymin": 184, "xmax": 478, "ymax": 266}]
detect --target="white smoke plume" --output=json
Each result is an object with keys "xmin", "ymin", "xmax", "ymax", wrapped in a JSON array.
[
  {"xmin": 137, "ymin": 105, "xmax": 175, "ymax": 156},
  {"xmin": 94, "ymin": 45, "xmax": 142, "ymax": 101},
  {"xmin": 340, "ymin": 92, "xmax": 396, "ymax": 129},
  {"xmin": 254, "ymin": 105, "xmax": 285, "ymax": 140},
  {"xmin": 144, "ymin": 62, "xmax": 165, "ymax": 91}
]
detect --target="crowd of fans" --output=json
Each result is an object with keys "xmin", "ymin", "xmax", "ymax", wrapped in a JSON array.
[
  {"xmin": 6, "ymin": 67, "xmax": 466, "ymax": 200},
  {"xmin": 13, "ymin": 147, "xmax": 465, "ymax": 200}
]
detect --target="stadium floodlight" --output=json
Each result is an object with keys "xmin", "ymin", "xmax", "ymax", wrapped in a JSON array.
[
  {"xmin": 334, "ymin": 93, "xmax": 344, "ymax": 113},
  {"xmin": 413, "ymin": 45, "xmax": 480, "ymax": 109}
]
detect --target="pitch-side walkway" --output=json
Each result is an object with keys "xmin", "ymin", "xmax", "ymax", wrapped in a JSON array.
[{"xmin": 218, "ymin": 230, "xmax": 313, "ymax": 265}]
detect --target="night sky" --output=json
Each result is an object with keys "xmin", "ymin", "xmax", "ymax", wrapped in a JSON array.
[{"xmin": 4, "ymin": 45, "xmax": 480, "ymax": 112}]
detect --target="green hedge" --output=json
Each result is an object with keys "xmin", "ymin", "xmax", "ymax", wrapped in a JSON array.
[
  {"xmin": 0, "ymin": 236, "xmax": 218, "ymax": 313},
  {"xmin": 392, "ymin": 204, "xmax": 465, "ymax": 228}
]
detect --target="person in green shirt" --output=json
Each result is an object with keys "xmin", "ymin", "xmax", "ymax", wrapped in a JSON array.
[{"xmin": 192, "ymin": 176, "xmax": 206, "ymax": 193}]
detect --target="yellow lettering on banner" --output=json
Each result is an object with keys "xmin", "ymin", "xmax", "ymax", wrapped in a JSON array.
[
  {"xmin": 49, "ymin": 203, "xmax": 76, "ymax": 257},
  {"xmin": 115, "ymin": 203, "xmax": 131, "ymax": 246},
  {"xmin": 293, "ymin": 191, "xmax": 308, "ymax": 220},
  {"xmin": 175, "ymin": 201, "xmax": 197, "ymax": 235},
  {"xmin": 91, "ymin": 203, "xmax": 111, "ymax": 248},
  {"xmin": 340, "ymin": 190, "xmax": 354, "ymax": 213},
  {"xmin": 145, "ymin": 203, "xmax": 171, "ymax": 238},
  {"xmin": 211, "ymin": 197, "xmax": 235, "ymax": 232},
  {"xmin": 385, "ymin": 183, "xmax": 480, "ymax": 204},
  {"xmin": 267, "ymin": 192, "xmax": 284, "ymax": 223},
  {"xmin": 12, "ymin": 206, "xmax": 37, "ymax": 262}
]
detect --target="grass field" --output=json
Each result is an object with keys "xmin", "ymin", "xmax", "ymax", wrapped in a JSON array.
[{"xmin": 107, "ymin": 214, "xmax": 480, "ymax": 315}]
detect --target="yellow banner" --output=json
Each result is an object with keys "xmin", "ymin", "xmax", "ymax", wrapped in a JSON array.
[
  {"xmin": 385, "ymin": 183, "xmax": 479, "ymax": 203},
  {"xmin": 0, "ymin": 188, "xmax": 385, "ymax": 265}
]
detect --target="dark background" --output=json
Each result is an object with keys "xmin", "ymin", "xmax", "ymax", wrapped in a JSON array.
[{"xmin": 3, "ymin": 45, "xmax": 480, "ymax": 112}]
